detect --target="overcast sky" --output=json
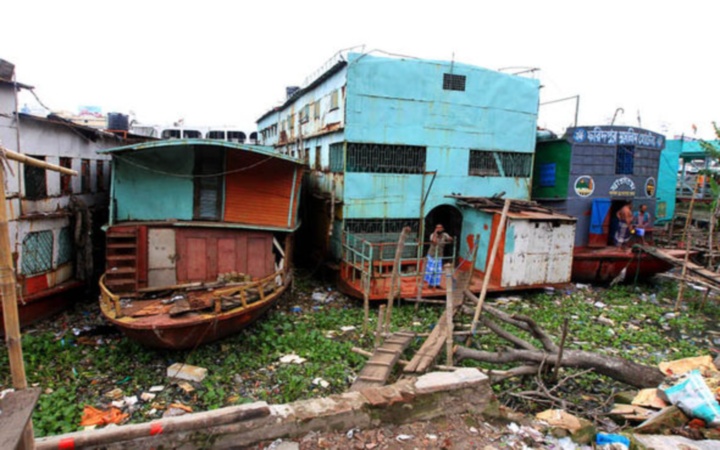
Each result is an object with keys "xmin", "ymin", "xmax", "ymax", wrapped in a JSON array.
[{"xmin": 4, "ymin": 1, "xmax": 718, "ymax": 139}]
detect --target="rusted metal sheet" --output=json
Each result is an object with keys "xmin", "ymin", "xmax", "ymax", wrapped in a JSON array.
[
  {"xmin": 224, "ymin": 151, "xmax": 300, "ymax": 229},
  {"xmin": 147, "ymin": 228, "xmax": 177, "ymax": 287}
]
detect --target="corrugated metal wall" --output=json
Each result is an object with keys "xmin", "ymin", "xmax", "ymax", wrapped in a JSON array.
[{"xmin": 224, "ymin": 151, "xmax": 301, "ymax": 228}]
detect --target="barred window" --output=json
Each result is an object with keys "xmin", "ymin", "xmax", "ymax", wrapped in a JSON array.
[
  {"xmin": 616, "ymin": 145, "xmax": 634, "ymax": 175},
  {"xmin": 57, "ymin": 226, "xmax": 73, "ymax": 265},
  {"xmin": 329, "ymin": 143, "xmax": 344, "ymax": 173},
  {"xmin": 345, "ymin": 218, "xmax": 420, "ymax": 234},
  {"xmin": 22, "ymin": 230, "xmax": 53, "ymax": 275},
  {"xmin": 469, "ymin": 150, "xmax": 532, "ymax": 177},
  {"xmin": 443, "ymin": 73, "xmax": 466, "ymax": 91},
  {"xmin": 24, "ymin": 155, "xmax": 47, "ymax": 200},
  {"xmin": 346, "ymin": 143, "xmax": 426, "ymax": 174}
]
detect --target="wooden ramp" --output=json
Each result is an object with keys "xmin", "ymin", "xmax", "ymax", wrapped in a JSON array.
[
  {"xmin": 350, "ymin": 331, "xmax": 415, "ymax": 391},
  {"xmin": 0, "ymin": 388, "xmax": 40, "ymax": 450},
  {"xmin": 404, "ymin": 270, "xmax": 471, "ymax": 374},
  {"xmin": 644, "ymin": 247, "xmax": 720, "ymax": 287}
]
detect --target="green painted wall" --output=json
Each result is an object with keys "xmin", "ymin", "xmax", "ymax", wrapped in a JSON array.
[
  {"xmin": 532, "ymin": 140, "xmax": 572, "ymax": 199},
  {"xmin": 113, "ymin": 148, "xmax": 194, "ymax": 221}
]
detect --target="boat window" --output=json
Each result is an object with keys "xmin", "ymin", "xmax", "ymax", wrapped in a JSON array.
[
  {"xmin": 24, "ymin": 155, "xmax": 47, "ymax": 200},
  {"xmin": 183, "ymin": 130, "xmax": 201, "ymax": 139},
  {"xmin": 161, "ymin": 129, "xmax": 181, "ymax": 139},
  {"xmin": 207, "ymin": 131, "xmax": 225, "ymax": 140},
  {"xmin": 469, "ymin": 150, "xmax": 532, "ymax": 178},
  {"xmin": 57, "ymin": 226, "xmax": 73, "ymax": 265},
  {"xmin": 81, "ymin": 159, "xmax": 91, "ymax": 193},
  {"xmin": 227, "ymin": 131, "xmax": 246, "ymax": 143},
  {"xmin": 193, "ymin": 148, "xmax": 224, "ymax": 221},
  {"xmin": 21, "ymin": 230, "xmax": 53, "ymax": 275},
  {"xmin": 443, "ymin": 73, "xmax": 466, "ymax": 91},
  {"xmin": 616, "ymin": 145, "xmax": 635, "ymax": 175},
  {"xmin": 59, "ymin": 157, "xmax": 73, "ymax": 195},
  {"xmin": 344, "ymin": 143, "xmax": 426, "ymax": 174}
]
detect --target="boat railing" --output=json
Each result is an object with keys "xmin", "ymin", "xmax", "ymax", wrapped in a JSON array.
[
  {"xmin": 99, "ymin": 267, "xmax": 288, "ymax": 319},
  {"xmin": 341, "ymin": 231, "xmax": 456, "ymax": 286}
]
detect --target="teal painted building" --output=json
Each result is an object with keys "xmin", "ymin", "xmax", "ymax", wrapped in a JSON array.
[{"xmin": 257, "ymin": 52, "xmax": 561, "ymax": 298}]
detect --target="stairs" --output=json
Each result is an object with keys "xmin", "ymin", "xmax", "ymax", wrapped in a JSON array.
[{"xmin": 105, "ymin": 228, "xmax": 139, "ymax": 294}]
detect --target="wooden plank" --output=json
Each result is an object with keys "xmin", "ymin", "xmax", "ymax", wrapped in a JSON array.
[
  {"xmin": 0, "ymin": 388, "xmax": 40, "ymax": 450},
  {"xmin": 404, "ymin": 269, "xmax": 472, "ymax": 373},
  {"xmin": 645, "ymin": 247, "xmax": 720, "ymax": 286},
  {"xmin": 350, "ymin": 331, "xmax": 415, "ymax": 391}
]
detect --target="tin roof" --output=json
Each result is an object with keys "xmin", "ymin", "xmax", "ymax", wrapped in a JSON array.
[
  {"xmin": 0, "ymin": 77, "xmax": 33, "ymax": 90},
  {"xmin": 98, "ymin": 138, "xmax": 305, "ymax": 165},
  {"xmin": 450, "ymin": 196, "xmax": 576, "ymax": 221}
]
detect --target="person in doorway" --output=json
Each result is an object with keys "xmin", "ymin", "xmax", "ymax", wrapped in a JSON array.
[
  {"xmin": 633, "ymin": 204, "xmax": 651, "ymax": 244},
  {"xmin": 424, "ymin": 224, "xmax": 453, "ymax": 289},
  {"xmin": 614, "ymin": 201, "xmax": 634, "ymax": 249}
]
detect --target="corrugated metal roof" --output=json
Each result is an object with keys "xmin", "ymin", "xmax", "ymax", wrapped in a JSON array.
[
  {"xmin": 450, "ymin": 196, "xmax": 576, "ymax": 221},
  {"xmin": 99, "ymin": 138, "xmax": 304, "ymax": 165},
  {"xmin": 0, "ymin": 77, "xmax": 34, "ymax": 90}
]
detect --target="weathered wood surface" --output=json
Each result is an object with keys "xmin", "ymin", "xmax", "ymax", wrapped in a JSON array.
[
  {"xmin": 404, "ymin": 269, "xmax": 471, "ymax": 373},
  {"xmin": 351, "ymin": 331, "xmax": 415, "ymax": 391},
  {"xmin": 645, "ymin": 247, "xmax": 720, "ymax": 287},
  {"xmin": 0, "ymin": 388, "xmax": 40, "ymax": 450}
]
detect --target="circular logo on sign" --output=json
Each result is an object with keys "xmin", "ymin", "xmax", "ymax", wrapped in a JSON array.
[
  {"xmin": 645, "ymin": 177, "xmax": 656, "ymax": 197},
  {"xmin": 574, "ymin": 175, "xmax": 594, "ymax": 197}
]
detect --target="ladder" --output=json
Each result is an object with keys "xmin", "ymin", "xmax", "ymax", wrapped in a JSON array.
[{"xmin": 105, "ymin": 227, "xmax": 139, "ymax": 295}]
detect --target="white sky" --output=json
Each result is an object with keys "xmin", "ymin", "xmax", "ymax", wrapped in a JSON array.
[{"xmin": 4, "ymin": 0, "xmax": 718, "ymax": 139}]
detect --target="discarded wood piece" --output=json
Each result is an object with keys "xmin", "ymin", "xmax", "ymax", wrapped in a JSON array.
[
  {"xmin": 351, "ymin": 347, "xmax": 459, "ymax": 372},
  {"xmin": 404, "ymin": 269, "xmax": 472, "ymax": 373},
  {"xmin": 645, "ymin": 247, "xmax": 720, "ymax": 288},
  {"xmin": 470, "ymin": 199, "xmax": 511, "ymax": 334},
  {"xmin": 350, "ymin": 331, "xmax": 415, "ymax": 391},
  {"xmin": 444, "ymin": 265, "xmax": 454, "ymax": 367},
  {"xmin": 677, "ymin": 179, "xmax": 700, "ymax": 311}
]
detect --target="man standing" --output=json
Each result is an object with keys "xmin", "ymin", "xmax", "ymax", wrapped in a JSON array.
[
  {"xmin": 424, "ymin": 224, "xmax": 453, "ymax": 289},
  {"xmin": 633, "ymin": 204, "xmax": 651, "ymax": 244},
  {"xmin": 615, "ymin": 202, "xmax": 634, "ymax": 249}
]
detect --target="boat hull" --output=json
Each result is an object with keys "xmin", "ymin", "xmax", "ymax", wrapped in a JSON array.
[
  {"xmin": 571, "ymin": 247, "xmax": 684, "ymax": 283},
  {"xmin": 0, "ymin": 279, "xmax": 84, "ymax": 334}
]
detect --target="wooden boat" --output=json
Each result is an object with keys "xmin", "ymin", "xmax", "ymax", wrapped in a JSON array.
[
  {"xmin": 572, "ymin": 246, "xmax": 686, "ymax": 283},
  {"xmin": 97, "ymin": 139, "xmax": 304, "ymax": 349}
]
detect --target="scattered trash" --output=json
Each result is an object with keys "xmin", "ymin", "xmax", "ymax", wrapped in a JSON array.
[
  {"xmin": 79, "ymin": 405, "xmax": 128, "ymax": 427},
  {"xmin": 339, "ymin": 326, "xmax": 356, "ymax": 333},
  {"xmin": 104, "ymin": 388, "xmax": 123, "ymax": 400},
  {"xmin": 575, "ymin": 283, "xmax": 590, "ymax": 290},
  {"xmin": 162, "ymin": 294, "xmax": 185, "ymax": 305},
  {"xmin": 124, "ymin": 395, "xmax": 138, "ymax": 406},
  {"xmin": 425, "ymin": 433, "xmax": 438, "ymax": 440},
  {"xmin": 468, "ymin": 426, "xmax": 478, "ymax": 434},
  {"xmin": 149, "ymin": 385, "xmax": 165, "ymax": 393},
  {"xmin": 594, "ymin": 301, "xmax": 606, "ymax": 308},
  {"xmin": 312, "ymin": 377, "xmax": 329, "ymax": 388},
  {"xmin": 346, "ymin": 428, "xmax": 360, "ymax": 439},
  {"xmin": 267, "ymin": 438, "xmax": 284, "ymax": 450},
  {"xmin": 596, "ymin": 433, "xmax": 630, "ymax": 449},
  {"xmin": 279, "ymin": 354, "xmax": 307, "ymax": 365},
  {"xmin": 631, "ymin": 388, "xmax": 668, "ymax": 410},
  {"xmin": 167, "ymin": 362, "xmax": 208, "ymax": 382},
  {"xmin": 662, "ymin": 369, "xmax": 720, "ymax": 426},
  {"xmin": 659, "ymin": 355, "xmax": 719, "ymax": 376},
  {"xmin": 140, "ymin": 392, "xmax": 156, "ymax": 402},
  {"xmin": 291, "ymin": 306, "xmax": 302, "ymax": 313},
  {"xmin": 177, "ymin": 381, "xmax": 195, "ymax": 394},
  {"xmin": 395, "ymin": 434, "xmax": 413, "ymax": 442}
]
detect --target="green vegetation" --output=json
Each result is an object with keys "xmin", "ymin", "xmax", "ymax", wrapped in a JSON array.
[{"xmin": 0, "ymin": 279, "xmax": 716, "ymax": 437}]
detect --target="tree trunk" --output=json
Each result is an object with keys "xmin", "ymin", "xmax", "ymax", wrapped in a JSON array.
[{"xmin": 454, "ymin": 346, "xmax": 665, "ymax": 389}]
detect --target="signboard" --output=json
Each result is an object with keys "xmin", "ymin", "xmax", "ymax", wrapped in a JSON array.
[
  {"xmin": 574, "ymin": 176, "xmax": 595, "ymax": 197},
  {"xmin": 609, "ymin": 177, "xmax": 636, "ymax": 198}
]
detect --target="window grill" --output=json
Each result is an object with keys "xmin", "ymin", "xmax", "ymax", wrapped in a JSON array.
[
  {"xmin": 24, "ymin": 155, "xmax": 47, "ymax": 200},
  {"xmin": 345, "ymin": 218, "xmax": 420, "ymax": 234},
  {"xmin": 443, "ymin": 73, "xmax": 466, "ymax": 91},
  {"xmin": 329, "ymin": 143, "xmax": 344, "ymax": 172},
  {"xmin": 346, "ymin": 143, "xmax": 426, "ymax": 174},
  {"xmin": 22, "ymin": 230, "xmax": 53, "ymax": 275},
  {"xmin": 469, "ymin": 150, "xmax": 532, "ymax": 177},
  {"xmin": 538, "ymin": 163, "xmax": 556, "ymax": 187},
  {"xmin": 616, "ymin": 145, "xmax": 635, "ymax": 175},
  {"xmin": 57, "ymin": 227, "xmax": 73, "ymax": 265}
]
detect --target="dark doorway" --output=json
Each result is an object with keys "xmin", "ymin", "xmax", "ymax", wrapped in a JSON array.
[
  {"xmin": 424, "ymin": 204, "xmax": 463, "ymax": 258},
  {"xmin": 607, "ymin": 200, "xmax": 630, "ymax": 246}
]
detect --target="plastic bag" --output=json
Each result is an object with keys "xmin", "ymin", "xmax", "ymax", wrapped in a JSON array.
[{"xmin": 663, "ymin": 369, "xmax": 720, "ymax": 427}]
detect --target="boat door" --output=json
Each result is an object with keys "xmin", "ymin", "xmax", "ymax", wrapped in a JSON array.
[{"xmin": 588, "ymin": 198, "xmax": 611, "ymax": 247}]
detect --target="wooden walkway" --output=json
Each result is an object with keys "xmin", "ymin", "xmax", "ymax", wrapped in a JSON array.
[
  {"xmin": 350, "ymin": 331, "xmax": 415, "ymax": 391},
  {"xmin": 644, "ymin": 247, "xmax": 720, "ymax": 287},
  {"xmin": 404, "ymin": 269, "xmax": 472, "ymax": 374},
  {"xmin": 0, "ymin": 388, "xmax": 40, "ymax": 450}
]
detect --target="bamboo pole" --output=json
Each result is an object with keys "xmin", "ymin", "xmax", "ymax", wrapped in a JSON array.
[
  {"xmin": 374, "ymin": 304, "xmax": 385, "ymax": 349},
  {"xmin": 676, "ymin": 181, "xmax": 700, "ymax": 312},
  {"xmin": 470, "ymin": 199, "xmax": 511, "ymax": 334},
  {"xmin": 362, "ymin": 271, "xmax": 370, "ymax": 334},
  {"xmin": 444, "ymin": 264, "xmax": 454, "ymax": 367},
  {"xmin": 384, "ymin": 227, "xmax": 410, "ymax": 333},
  {"xmin": 0, "ymin": 150, "xmax": 77, "ymax": 450}
]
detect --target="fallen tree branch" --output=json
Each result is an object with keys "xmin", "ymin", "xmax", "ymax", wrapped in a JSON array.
[
  {"xmin": 454, "ymin": 346, "xmax": 664, "ymax": 389},
  {"xmin": 480, "ymin": 316, "xmax": 537, "ymax": 351}
]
